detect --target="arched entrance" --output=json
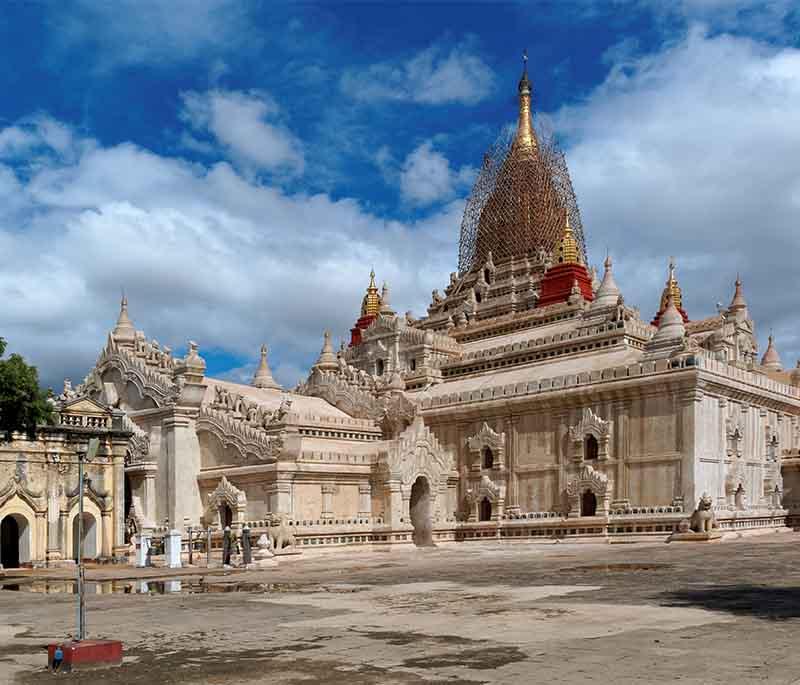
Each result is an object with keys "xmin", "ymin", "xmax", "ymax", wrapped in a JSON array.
[
  {"xmin": 72, "ymin": 513, "xmax": 98, "ymax": 561},
  {"xmin": 581, "ymin": 490, "xmax": 597, "ymax": 517},
  {"xmin": 409, "ymin": 476, "xmax": 433, "ymax": 547},
  {"xmin": 479, "ymin": 497, "xmax": 492, "ymax": 521},
  {"xmin": 1, "ymin": 514, "xmax": 30, "ymax": 568}
]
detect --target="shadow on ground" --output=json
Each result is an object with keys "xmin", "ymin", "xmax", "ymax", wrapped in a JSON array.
[{"xmin": 661, "ymin": 585, "xmax": 800, "ymax": 620}]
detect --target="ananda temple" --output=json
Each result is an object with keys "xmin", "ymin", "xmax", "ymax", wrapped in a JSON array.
[{"xmin": 3, "ymin": 61, "xmax": 800, "ymax": 566}]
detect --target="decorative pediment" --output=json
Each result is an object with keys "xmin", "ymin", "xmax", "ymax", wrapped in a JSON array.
[
  {"xmin": 197, "ymin": 406, "xmax": 284, "ymax": 462},
  {"xmin": 66, "ymin": 475, "xmax": 111, "ymax": 512},
  {"xmin": 208, "ymin": 476, "xmax": 247, "ymax": 510},
  {"xmin": 380, "ymin": 416, "xmax": 454, "ymax": 490},
  {"xmin": 465, "ymin": 474, "xmax": 503, "ymax": 504},
  {"xmin": 94, "ymin": 337, "xmax": 178, "ymax": 408},
  {"xmin": 0, "ymin": 474, "xmax": 46, "ymax": 513},
  {"xmin": 569, "ymin": 408, "xmax": 612, "ymax": 462},
  {"xmin": 60, "ymin": 397, "xmax": 112, "ymax": 416},
  {"xmin": 467, "ymin": 422, "xmax": 506, "ymax": 453},
  {"xmin": 466, "ymin": 421, "xmax": 506, "ymax": 469},
  {"xmin": 566, "ymin": 464, "xmax": 610, "ymax": 497},
  {"xmin": 569, "ymin": 407, "xmax": 611, "ymax": 441}
]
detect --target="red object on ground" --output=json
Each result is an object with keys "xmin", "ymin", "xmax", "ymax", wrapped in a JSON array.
[
  {"xmin": 48, "ymin": 640, "xmax": 123, "ymax": 672},
  {"xmin": 538, "ymin": 262, "xmax": 594, "ymax": 308}
]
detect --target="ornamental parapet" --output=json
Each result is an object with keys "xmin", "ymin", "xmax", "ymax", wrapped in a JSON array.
[{"xmin": 197, "ymin": 406, "xmax": 284, "ymax": 461}]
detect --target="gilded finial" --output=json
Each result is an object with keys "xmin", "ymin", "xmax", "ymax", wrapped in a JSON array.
[
  {"xmin": 555, "ymin": 211, "xmax": 580, "ymax": 264},
  {"xmin": 514, "ymin": 49, "xmax": 536, "ymax": 153},
  {"xmin": 659, "ymin": 256, "xmax": 683, "ymax": 313},
  {"xmin": 361, "ymin": 270, "xmax": 382, "ymax": 317}
]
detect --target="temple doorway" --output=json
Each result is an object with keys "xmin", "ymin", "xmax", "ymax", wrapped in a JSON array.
[
  {"xmin": 479, "ymin": 497, "xmax": 492, "ymax": 521},
  {"xmin": 410, "ymin": 476, "xmax": 433, "ymax": 546},
  {"xmin": 72, "ymin": 512, "xmax": 98, "ymax": 561},
  {"xmin": 220, "ymin": 504, "xmax": 233, "ymax": 528},
  {"xmin": 1, "ymin": 514, "xmax": 30, "ymax": 568},
  {"xmin": 581, "ymin": 490, "xmax": 597, "ymax": 517}
]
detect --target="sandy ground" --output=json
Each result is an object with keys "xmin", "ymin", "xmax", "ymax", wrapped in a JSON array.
[{"xmin": 1, "ymin": 531, "xmax": 799, "ymax": 684}]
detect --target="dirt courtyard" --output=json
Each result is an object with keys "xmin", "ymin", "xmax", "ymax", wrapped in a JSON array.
[{"xmin": 1, "ymin": 532, "xmax": 799, "ymax": 684}]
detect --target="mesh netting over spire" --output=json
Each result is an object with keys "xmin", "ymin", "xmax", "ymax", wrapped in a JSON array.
[{"xmin": 457, "ymin": 74, "xmax": 586, "ymax": 274}]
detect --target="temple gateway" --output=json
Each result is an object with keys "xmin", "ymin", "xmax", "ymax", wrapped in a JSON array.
[{"xmin": 3, "ymin": 62, "xmax": 800, "ymax": 564}]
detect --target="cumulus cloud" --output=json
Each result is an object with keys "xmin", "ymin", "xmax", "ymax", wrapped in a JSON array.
[
  {"xmin": 180, "ymin": 90, "xmax": 305, "ymax": 176},
  {"xmin": 399, "ymin": 141, "xmax": 475, "ymax": 206},
  {"xmin": 341, "ymin": 41, "xmax": 495, "ymax": 105},
  {"xmin": 0, "ymin": 118, "xmax": 461, "ymax": 390},
  {"xmin": 557, "ymin": 25, "xmax": 800, "ymax": 363}
]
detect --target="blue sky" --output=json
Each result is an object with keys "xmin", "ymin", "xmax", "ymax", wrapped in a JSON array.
[{"xmin": 1, "ymin": 1, "xmax": 799, "ymax": 389}]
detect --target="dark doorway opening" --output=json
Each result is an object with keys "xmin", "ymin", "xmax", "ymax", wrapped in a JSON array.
[
  {"xmin": 221, "ymin": 504, "xmax": 233, "ymax": 528},
  {"xmin": 581, "ymin": 490, "xmax": 597, "ymax": 517},
  {"xmin": 585, "ymin": 435, "xmax": 599, "ymax": 460},
  {"xmin": 479, "ymin": 497, "xmax": 492, "ymax": 522},
  {"xmin": 482, "ymin": 446, "xmax": 494, "ymax": 469},
  {"xmin": 410, "ymin": 476, "xmax": 434, "ymax": 547},
  {"xmin": 1, "ymin": 516, "xmax": 20, "ymax": 568}
]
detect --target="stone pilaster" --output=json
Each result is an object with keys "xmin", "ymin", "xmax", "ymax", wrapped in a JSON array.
[
  {"xmin": 321, "ymin": 483, "xmax": 335, "ymax": 520},
  {"xmin": 162, "ymin": 412, "xmax": 202, "ymax": 527},
  {"xmin": 505, "ymin": 415, "xmax": 521, "ymax": 514},
  {"xmin": 358, "ymin": 482, "xmax": 372, "ymax": 518},
  {"xmin": 386, "ymin": 480, "xmax": 403, "ymax": 528}
]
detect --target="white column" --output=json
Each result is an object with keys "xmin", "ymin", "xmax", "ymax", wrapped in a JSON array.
[
  {"xmin": 136, "ymin": 533, "xmax": 152, "ymax": 567},
  {"xmin": 321, "ymin": 484, "xmax": 335, "ymax": 520},
  {"xmin": 165, "ymin": 530, "xmax": 182, "ymax": 569}
]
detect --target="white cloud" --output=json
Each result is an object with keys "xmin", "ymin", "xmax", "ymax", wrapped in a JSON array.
[
  {"xmin": 47, "ymin": 0, "xmax": 251, "ymax": 71},
  {"xmin": 557, "ymin": 25, "xmax": 800, "ymax": 363},
  {"xmin": 399, "ymin": 141, "xmax": 475, "ymax": 206},
  {"xmin": 0, "ymin": 118, "xmax": 461, "ymax": 390},
  {"xmin": 341, "ymin": 41, "xmax": 495, "ymax": 105},
  {"xmin": 180, "ymin": 90, "xmax": 304, "ymax": 176}
]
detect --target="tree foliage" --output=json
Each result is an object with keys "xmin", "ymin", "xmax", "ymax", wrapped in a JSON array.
[{"xmin": 0, "ymin": 337, "xmax": 54, "ymax": 441}]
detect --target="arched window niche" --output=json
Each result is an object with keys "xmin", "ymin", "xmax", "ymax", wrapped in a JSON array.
[
  {"xmin": 584, "ymin": 435, "xmax": 599, "ymax": 461},
  {"xmin": 482, "ymin": 446, "xmax": 494, "ymax": 469}
]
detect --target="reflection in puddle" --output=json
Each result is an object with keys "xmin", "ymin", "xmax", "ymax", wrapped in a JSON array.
[{"xmin": 0, "ymin": 580, "xmax": 306, "ymax": 595}]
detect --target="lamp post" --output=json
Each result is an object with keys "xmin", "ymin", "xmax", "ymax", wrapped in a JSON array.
[{"xmin": 77, "ymin": 437, "xmax": 99, "ymax": 642}]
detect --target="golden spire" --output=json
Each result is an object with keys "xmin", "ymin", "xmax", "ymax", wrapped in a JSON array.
[
  {"xmin": 513, "ymin": 49, "xmax": 537, "ymax": 154},
  {"xmin": 360, "ymin": 269, "xmax": 382, "ymax": 317},
  {"xmin": 555, "ymin": 212, "xmax": 580, "ymax": 264},
  {"xmin": 658, "ymin": 256, "xmax": 683, "ymax": 313}
]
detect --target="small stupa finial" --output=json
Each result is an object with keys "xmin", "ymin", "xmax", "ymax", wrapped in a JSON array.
[{"xmin": 252, "ymin": 343, "xmax": 281, "ymax": 389}]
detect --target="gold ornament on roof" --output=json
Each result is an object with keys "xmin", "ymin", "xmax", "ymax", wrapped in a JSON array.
[
  {"xmin": 658, "ymin": 257, "xmax": 683, "ymax": 313},
  {"xmin": 458, "ymin": 52, "xmax": 586, "ymax": 273},
  {"xmin": 555, "ymin": 213, "xmax": 580, "ymax": 265},
  {"xmin": 361, "ymin": 269, "xmax": 382, "ymax": 317}
]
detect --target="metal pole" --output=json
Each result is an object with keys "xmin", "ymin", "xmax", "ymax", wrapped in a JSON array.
[
  {"xmin": 206, "ymin": 528, "xmax": 212, "ymax": 566},
  {"xmin": 77, "ymin": 438, "xmax": 99, "ymax": 642},
  {"xmin": 77, "ymin": 452, "xmax": 84, "ymax": 641}
]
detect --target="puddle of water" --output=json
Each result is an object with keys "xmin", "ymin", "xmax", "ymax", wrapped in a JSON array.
[
  {"xmin": 0, "ymin": 580, "xmax": 306, "ymax": 595},
  {"xmin": 560, "ymin": 563, "xmax": 671, "ymax": 573}
]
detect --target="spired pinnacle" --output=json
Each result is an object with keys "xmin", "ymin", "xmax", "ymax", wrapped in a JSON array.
[
  {"xmin": 252, "ymin": 344, "xmax": 281, "ymax": 389},
  {"xmin": 379, "ymin": 282, "xmax": 395, "ymax": 315},
  {"xmin": 314, "ymin": 330, "xmax": 339, "ymax": 372},
  {"xmin": 112, "ymin": 292, "xmax": 136, "ymax": 346},
  {"xmin": 555, "ymin": 213, "xmax": 580, "ymax": 265},
  {"xmin": 652, "ymin": 294, "xmax": 686, "ymax": 342},
  {"xmin": 361, "ymin": 270, "xmax": 382, "ymax": 318},
  {"xmin": 729, "ymin": 274, "xmax": 748, "ymax": 312},
  {"xmin": 761, "ymin": 333, "xmax": 783, "ymax": 372},
  {"xmin": 591, "ymin": 253, "xmax": 621, "ymax": 309}
]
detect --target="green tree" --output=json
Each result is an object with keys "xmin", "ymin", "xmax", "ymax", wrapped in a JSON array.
[{"xmin": 0, "ymin": 337, "xmax": 54, "ymax": 441}]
